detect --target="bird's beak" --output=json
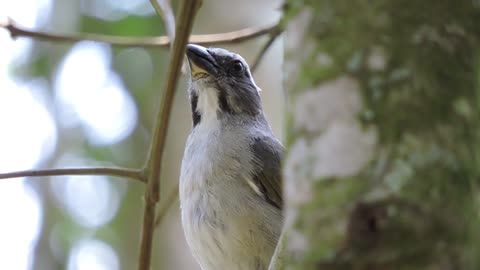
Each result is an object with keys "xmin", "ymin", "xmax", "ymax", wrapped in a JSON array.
[{"xmin": 186, "ymin": 44, "xmax": 218, "ymax": 78}]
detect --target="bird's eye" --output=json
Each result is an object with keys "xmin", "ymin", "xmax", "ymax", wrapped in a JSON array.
[{"xmin": 231, "ymin": 60, "xmax": 244, "ymax": 74}]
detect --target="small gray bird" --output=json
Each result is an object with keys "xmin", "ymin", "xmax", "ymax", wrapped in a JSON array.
[{"xmin": 179, "ymin": 44, "xmax": 283, "ymax": 270}]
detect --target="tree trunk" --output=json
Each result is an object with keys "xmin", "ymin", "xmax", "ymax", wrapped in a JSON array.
[{"xmin": 284, "ymin": 1, "xmax": 480, "ymax": 269}]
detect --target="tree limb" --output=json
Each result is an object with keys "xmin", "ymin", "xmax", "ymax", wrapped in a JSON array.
[
  {"xmin": 0, "ymin": 167, "xmax": 145, "ymax": 182},
  {"xmin": 137, "ymin": 1, "xmax": 202, "ymax": 270},
  {"xmin": 1, "ymin": 18, "xmax": 278, "ymax": 48},
  {"xmin": 154, "ymin": 185, "xmax": 178, "ymax": 227},
  {"xmin": 251, "ymin": 27, "xmax": 283, "ymax": 72},
  {"xmin": 150, "ymin": 0, "xmax": 175, "ymax": 41},
  {"xmin": 268, "ymin": 229, "xmax": 287, "ymax": 270}
]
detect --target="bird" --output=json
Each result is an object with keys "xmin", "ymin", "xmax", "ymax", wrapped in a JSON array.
[{"xmin": 179, "ymin": 44, "xmax": 284, "ymax": 270}]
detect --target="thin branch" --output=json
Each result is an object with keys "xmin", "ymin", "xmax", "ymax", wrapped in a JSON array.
[
  {"xmin": 151, "ymin": 0, "xmax": 179, "ymax": 229},
  {"xmin": 190, "ymin": 23, "xmax": 279, "ymax": 46},
  {"xmin": 150, "ymin": 0, "xmax": 175, "ymax": 41},
  {"xmin": 149, "ymin": 0, "xmax": 165, "ymax": 20},
  {"xmin": 137, "ymin": 1, "xmax": 202, "ymax": 270},
  {"xmin": 268, "ymin": 229, "xmax": 287, "ymax": 270},
  {"xmin": 0, "ymin": 167, "xmax": 145, "ymax": 182},
  {"xmin": 1, "ymin": 18, "xmax": 279, "ymax": 48},
  {"xmin": 154, "ymin": 185, "xmax": 179, "ymax": 227},
  {"xmin": 251, "ymin": 27, "xmax": 283, "ymax": 72}
]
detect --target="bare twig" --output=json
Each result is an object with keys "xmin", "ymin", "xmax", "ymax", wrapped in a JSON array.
[
  {"xmin": 137, "ymin": 1, "xmax": 202, "ymax": 270},
  {"xmin": 150, "ymin": 0, "xmax": 175, "ymax": 41},
  {"xmin": 151, "ymin": 0, "xmax": 180, "ymax": 229},
  {"xmin": 251, "ymin": 27, "xmax": 283, "ymax": 72},
  {"xmin": 268, "ymin": 228, "xmax": 287, "ymax": 270},
  {"xmin": 154, "ymin": 185, "xmax": 179, "ymax": 227},
  {"xmin": 0, "ymin": 167, "xmax": 145, "ymax": 182},
  {"xmin": 1, "ymin": 18, "xmax": 278, "ymax": 48},
  {"xmin": 149, "ymin": 0, "xmax": 165, "ymax": 22},
  {"xmin": 190, "ymin": 23, "xmax": 278, "ymax": 45}
]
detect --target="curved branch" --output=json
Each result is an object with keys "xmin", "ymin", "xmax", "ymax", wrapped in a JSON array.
[
  {"xmin": 191, "ymin": 23, "xmax": 279, "ymax": 46},
  {"xmin": 150, "ymin": 0, "xmax": 175, "ymax": 41},
  {"xmin": 251, "ymin": 28, "xmax": 283, "ymax": 72},
  {"xmin": 1, "ymin": 18, "xmax": 279, "ymax": 48},
  {"xmin": 0, "ymin": 167, "xmax": 145, "ymax": 182}
]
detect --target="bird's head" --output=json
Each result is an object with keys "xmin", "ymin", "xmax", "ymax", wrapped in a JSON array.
[{"xmin": 185, "ymin": 44, "xmax": 262, "ymax": 125}]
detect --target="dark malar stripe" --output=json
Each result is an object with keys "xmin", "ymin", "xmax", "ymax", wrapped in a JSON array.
[
  {"xmin": 218, "ymin": 89, "xmax": 233, "ymax": 114},
  {"xmin": 190, "ymin": 92, "xmax": 201, "ymax": 127}
]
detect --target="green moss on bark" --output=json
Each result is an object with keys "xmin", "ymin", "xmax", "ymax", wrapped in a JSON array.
[{"xmin": 285, "ymin": 0, "xmax": 480, "ymax": 269}]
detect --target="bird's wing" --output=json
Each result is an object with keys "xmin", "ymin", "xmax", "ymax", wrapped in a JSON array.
[{"xmin": 249, "ymin": 136, "xmax": 284, "ymax": 210}]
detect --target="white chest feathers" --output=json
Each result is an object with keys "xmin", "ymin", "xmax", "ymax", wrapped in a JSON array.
[
  {"xmin": 196, "ymin": 86, "xmax": 220, "ymax": 129},
  {"xmin": 179, "ymin": 124, "xmax": 282, "ymax": 270}
]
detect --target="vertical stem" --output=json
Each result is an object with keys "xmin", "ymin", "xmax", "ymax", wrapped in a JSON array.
[{"xmin": 137, "ymin": 1, "xmax": 202, "ymax": 270}]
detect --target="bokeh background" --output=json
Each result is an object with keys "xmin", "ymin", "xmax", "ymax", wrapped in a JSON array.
[{"xmin": 0, "ymin": 0, "xmax": 283, "ymax": 269}]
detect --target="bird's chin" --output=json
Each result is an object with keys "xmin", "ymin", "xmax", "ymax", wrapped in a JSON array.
[
  {"xmin": 191, "ymin": 72, "xmax": 210, "ymax": 81},
  {"xmin": 191, "ymin": 74, "xmax": 218, "ymax": 88}
]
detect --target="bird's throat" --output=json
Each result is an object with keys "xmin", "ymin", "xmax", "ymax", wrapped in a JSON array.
[{"xmin": 196, "ymin": 87, "xmax": 220, "ymax": 128}]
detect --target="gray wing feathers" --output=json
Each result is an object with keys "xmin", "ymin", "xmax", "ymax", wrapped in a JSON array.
[{"xmin": 250, "ymin": 136, "xmax": 284, "ymax": 209}]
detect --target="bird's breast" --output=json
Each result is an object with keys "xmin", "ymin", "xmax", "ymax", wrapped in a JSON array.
[{"xmin": 179, "ymin": 127, "xmax": 279, "ymax": 270}]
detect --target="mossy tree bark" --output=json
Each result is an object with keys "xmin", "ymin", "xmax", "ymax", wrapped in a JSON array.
[{"xmin": 283, "ymin": 1, "xmax": 480, "ymax": 269}]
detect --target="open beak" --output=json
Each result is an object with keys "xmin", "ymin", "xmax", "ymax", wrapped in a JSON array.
[{"xmin": 186, "ymin": 44, "xmax": 218, "ymax": 78}]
